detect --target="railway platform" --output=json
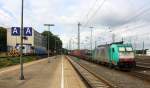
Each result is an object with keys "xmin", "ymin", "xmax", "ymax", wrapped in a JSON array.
[{"xmin": 0, "ymin": 55, "xmax": 86, "ymax": 88}]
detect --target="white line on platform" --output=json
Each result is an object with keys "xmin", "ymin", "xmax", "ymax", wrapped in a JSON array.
[{"xmin": 61, "ymin": 56, "xmax": 64, "ymax": 88}]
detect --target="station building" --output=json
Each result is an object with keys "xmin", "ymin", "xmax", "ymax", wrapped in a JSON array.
[{"xmin": 7, "ymin": 28, "xmax": 47, "ymax": 54}]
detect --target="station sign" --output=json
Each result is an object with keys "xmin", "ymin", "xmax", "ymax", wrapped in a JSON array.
[
  {"xmin": 11, "ymin": 27, "xmax": 32, "ymax": 36},
  {"xmin": 24, "ymin": 27, "xmax": 32, "ymax": 36},
  {"xmin": 11, "ymin": 27, "xmax": 20, "ymax": 36}
]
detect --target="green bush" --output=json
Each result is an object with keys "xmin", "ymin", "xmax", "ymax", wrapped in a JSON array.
[{"xmin": 0, "ymin": 56, "xmax": 37, "ymax": 68}]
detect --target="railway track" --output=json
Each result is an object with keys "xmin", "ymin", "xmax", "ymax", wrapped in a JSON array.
[
  {"xmin": 136, "ymin": 62, "xmax": 150, "ymax": 69},
  {"xmin": 130, "ymin": 71, "xmax": 150, "ymax": 82},
  {"xmin": 66, "ymin": 56, "xmax": 116, "ymax": 88},
  {"xmin": 129, "ymin": 64, "xmax": 150, "ymax": 82}
]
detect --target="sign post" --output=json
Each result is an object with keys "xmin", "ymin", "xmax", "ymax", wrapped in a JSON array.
[
  {"xmin": 11, "ymin": 26, "xmax": 32, "ymax": 80},
  {"xmin": 20, "ymin": 0, "xmax": 24, "ymax": 80}
]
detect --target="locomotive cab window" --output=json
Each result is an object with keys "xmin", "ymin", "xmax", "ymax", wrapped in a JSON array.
[
  {"xmin": 119, "ymin": 47, "xmax": 125, "ymax": 52},
  {"xmin": 112, "ymin": 48, "xmax": 115, "ymax": 52}
]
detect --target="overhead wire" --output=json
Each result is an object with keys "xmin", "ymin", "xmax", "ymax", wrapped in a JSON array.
[
  {"xmin": 118, "ymin": 7, "xmax": 150, "ymax": 39},
  {"xmin": 125, "ymin": 7, "xmax": 150, "ymax": 23},
  {"xmin": 114, "ymin": 0, "xmax": 150, "ymax": 32},
  {"xmin": 108, "ymin": 1, "xmax": 150, "ymax": 44},
  {"xmin": 79, "ymin": 0, "xmax": 150, "ymax": 45},
  {"xmin": 82, "ymin": 0, "xmax": 107, "ymax": 27},
  {"xmin": 84, "ymin": 0, "xmax": 98, "ymax": 21},
  {"xmin": 118, "ymin": 23, "xmax": 148, "ymax": 33},
  {"xmin": 78, "ymin": 0, "xmax": 98, "ymax": 24}
]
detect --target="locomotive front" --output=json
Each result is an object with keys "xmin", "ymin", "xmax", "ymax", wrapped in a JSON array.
[{"xmin": 117, "ymin": 44, "xmax": 136, "ymax": 69}]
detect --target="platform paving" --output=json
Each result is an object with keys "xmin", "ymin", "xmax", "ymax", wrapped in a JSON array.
[{"xmin": 0, "ymin": 55, "xmax": 86, "ymax": 88}]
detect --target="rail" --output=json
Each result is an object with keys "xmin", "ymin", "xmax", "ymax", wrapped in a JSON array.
[{"xmin": 66, "ymin": 56, "xmax": 116, "ymax": 88}]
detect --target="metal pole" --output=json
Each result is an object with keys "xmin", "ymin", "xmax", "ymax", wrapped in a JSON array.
[
  {"xmin": 55, "ymin": 39, "xmax": 58, "ymax": 55},
  {"xmin": 70, "ymin": 39, "xmax": 72, "ymax": 50},
  {"xmin": 89, "ymin": 27, "xmax": 93, "ymax": 51},
  {"xmin": 55, "ymin": 39, "xmax": 57, "ymax": 58},
  {"xmin": 72, "ymin": 40, "xmax": 74, "ymax": 50},
  {"xmin": 69, "ymin": 39, "xmax": 71, "ymax": 50},
  {"xmin": 122, "ymin": 37, "xmax": 124, "ymax": 42},
  {"xmin": 89, "ymin": 27, "xmax": 93, "ymax": 59},
  {"xmin": 48, "ymin": 26, "xmax": 50, "ymax": 63},
  {"xmin": 54, "ymin": 35, "xmax": 59, "ymax": 55},
  {"xmin": 134, "ymin": 35, "xmax": 137, "ymax": 55},
  {"xmin": 78, "ymin": 23, "xmax": 81, "ymax": 50},
  {"xmin": 112, "ymin": 33, "xmax": 115, "ymax": 43},
  {"xmin": 142, "ymin": 41, "xmax": 145, "ymax": 56},
  {"xmin": 95, "ymin": 41, "xmax": 97, "ymax": 49},
  {"xmin": 91, "ymin": 28, "xmax": 92, "ymax": 51},
  {"xmin": 55, "ymin": 37, "xmax": 56, "ymax": 55},
  {"xmin": 109, "ymin": 27, "xmax": 115, "ymax": 43},
  {"xmin": 56, "ymin": 40, "xmax": 59, "ymax": 54},
  {"xmin": 20, "ymin": 0, "xmax": 24, "ymax": 80}
]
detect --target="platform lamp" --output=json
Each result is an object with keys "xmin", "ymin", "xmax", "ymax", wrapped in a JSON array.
[{"xmin": 44, "ymin": 24, "xmax": 55, "ymax": 63}]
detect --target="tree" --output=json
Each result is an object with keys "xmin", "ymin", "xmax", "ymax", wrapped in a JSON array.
[
  {"xmin": 0, "ymin": 27, "xmax": 7, "ymax": 52},
  {"xmin": 61, "ymin": 48, "xmax": 68, "ymax": 54},
  {"xmin": 41, "ymin": 31, "xmax": 62, "ymax": 54}
]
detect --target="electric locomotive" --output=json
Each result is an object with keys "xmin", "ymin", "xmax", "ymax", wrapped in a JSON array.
[{"xmin": 93, "ymin": 41, "xmax": 136, "ymax": 69}]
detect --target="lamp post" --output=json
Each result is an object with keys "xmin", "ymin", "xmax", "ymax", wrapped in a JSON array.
[
  {"xmin": 55, "ymin": 40, "xmax": 60, "ymax": 55},
  {"xmin": 54, "ymin": 35, "xmax": 58, "ymax": 50},
  {"xmin": 44, "ymin": 24, "xmax": 55, "ymax": 63},
  {"xmin": 54, "ymin": 35, "xmax": 59, "ymax": 55},
  {"xmin": 19, "ymin": 0, "xmax": 24, "ymax": 80}
]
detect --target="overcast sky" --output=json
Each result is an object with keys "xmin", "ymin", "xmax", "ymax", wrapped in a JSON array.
[{"xmin": 0, "ymin": 0, "xmax": 150, "ymax": 49}]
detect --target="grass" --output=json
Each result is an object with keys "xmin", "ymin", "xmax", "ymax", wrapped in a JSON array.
[{"xmin": 0, "ymin": 56, "xmax": 37, "ymax": 69}]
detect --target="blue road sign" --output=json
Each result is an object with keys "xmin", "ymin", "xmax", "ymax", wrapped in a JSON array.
[
  {"xmin": 11, "ymin": 27, "xmax": 20, "ymax": 36},
  {"xmin": 24, "ymin": 27, "xmax": 32, "ymax": 36}
]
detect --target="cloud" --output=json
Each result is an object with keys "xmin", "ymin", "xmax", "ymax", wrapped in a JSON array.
[
  {"xmin": 0, "ymin": 0, "xmax": 150, "ymax": 49},
  {"xmin": 0, "ymin": 9, "xmax": 14, "ymax": 26}
]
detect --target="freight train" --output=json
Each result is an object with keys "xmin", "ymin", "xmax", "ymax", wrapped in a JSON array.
[{"xmin": 70, "ymin": 42, "xmax": 136, "ymax": 70}]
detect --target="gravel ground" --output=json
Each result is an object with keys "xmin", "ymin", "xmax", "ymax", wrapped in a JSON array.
[{"xmin": 70, "ymin": 56, "xmax": 150, "ymax": 88}]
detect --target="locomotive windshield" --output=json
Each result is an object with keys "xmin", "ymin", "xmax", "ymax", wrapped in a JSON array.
[
  {"xmin": 126, "ymin": 47, "xmax": 133, "ymax": 51},
  {"xmin": 119, "ymin": 47, "xmax": 134, "ymax": 58},
  {"xmin": 119, "ymin": 47, "xmax": 133, "ymax": 52},
  {"xmin": 119, "ymin": 47, "xmax": 125, "ymax": 52}
]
